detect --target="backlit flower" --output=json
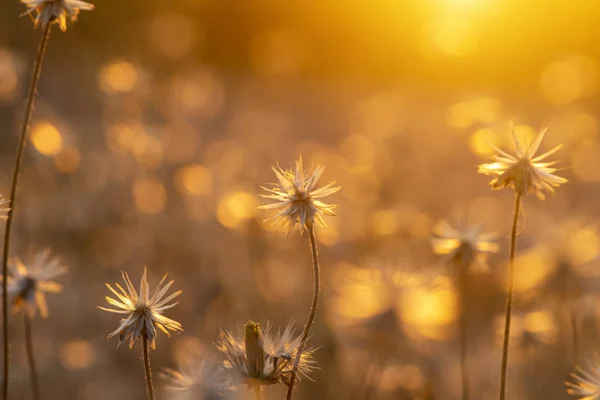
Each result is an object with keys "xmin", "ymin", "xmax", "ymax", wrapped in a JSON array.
[
  {"xmin": 216, "ymin": 321, "xmax": 315, "ymax": 388},
  {"xmin": 99, "ymin": 267, "xmax": 183, "ymax": 349},
  {"xmin": 477, "ymin": 127, "xmax": 567, "ymax": 200},
  {"xmin": 431, "ymin": 219, "xmax": 499, "ymax": 271},
  {"xmin": 5, "ymin": 249, "xmax": 66, "ymax": 318},
  {"xmin": 260, "ymin": 156, "xmax": 340, "ymax": 233},
  {"xmin": 566, "ymin": 355, "xmax": 600, "ymax": 399},
  {"xmin": 21, "ymin": 0, "xmax": 94, "ymax": 32}
]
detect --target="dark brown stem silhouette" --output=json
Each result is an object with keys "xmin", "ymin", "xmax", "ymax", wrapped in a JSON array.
[
  {"xmin": 499, "ymin": 193, "xmax": 521, "ymax": 400},
  {"xmin": 285, "ymin": 225, "xmax": 321, "ymax": 400},
  {"xmin": 142, "ymin": 336, "xmax": 156, "ymax": 400},
  {"xmin": 2, "ymin": 22, "xmax": 52, "ymax": 400},
  {"xmin": 24, "ymin": 316, "xmax": 39, "ymax": 400}
]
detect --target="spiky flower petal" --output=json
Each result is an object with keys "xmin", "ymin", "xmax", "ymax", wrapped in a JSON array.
[
  {"xmin": 566, "ymin": 355, "xmax": 600, "ymax": 399},
  {"xmin": 260, "ymin": 156, "xmax": 340, "ymax": 233},
  {"xmin": 21, "ymin": 0, "xmax": 94, "ymax": 32},
  {"xmin": 216, "ymin": 321, "xmax": 315, "ymax": 388},
  {"xmin": 99, "ymin": 267, "xmax": 183, "ymax": 349},
  {"xmin": 4, "ymin": 249, "xmax": 66, "ymax": 319},
  {"xmin": 477, "ymin": 127, "xmax": 567, "ymax": 200},
  {"xmin": 431, "ymin": 219, "xmax": 499, "ymax": 271}
]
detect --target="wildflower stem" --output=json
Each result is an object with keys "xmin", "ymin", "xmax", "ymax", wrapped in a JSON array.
[
  {"xmin": 253, "ymin": 386, "xmax": 262, "ymax": 400},
  {"xmin": 499, "ymin": 192, "xmax": 521, "ymax": 400},
  {"xmin": 459, "ymin": 261, "xmax": 469, "ymax": 400},
  {"xmin": 2, "ymin": 22, "xmax": 52, "ymax": 400},
  {"xmin": 142, "ymin": 336, "xmax": 156, "ymax": 400},
  {"xmin": 571, "ymin": 311, "xmax": 579, "ymax": 361},
  {"xmin": 24, "ymin": 316, "xmax": 39, "ymax": 400},
  {"xmin": 285, "ymin": 225, "xmax": 321, "ymax": 400}
]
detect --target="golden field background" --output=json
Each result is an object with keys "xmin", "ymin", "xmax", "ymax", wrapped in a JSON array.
[{"xmin": 1, "ymin": 0, "xmax": 600, "ymax": 399}]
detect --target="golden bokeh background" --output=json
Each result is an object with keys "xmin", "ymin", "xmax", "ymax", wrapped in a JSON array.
[{"xmin": 1, "ymin": 0, "xmax": 600, "ymax": 399}]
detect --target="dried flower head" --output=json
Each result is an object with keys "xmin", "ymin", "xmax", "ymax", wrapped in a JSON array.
[
  {"xmin": 477, "ymin": 127, "xmax": 567, "ymax": 200},
  {"xmin": 566, "ymin": 355, "xmax": 600, "ymax": 399},
  {"xmin": 216, "ymin": 321, "xmax": 315, "ymax": 388},
  {"xmin": 260, "ymin": 156, "xmax": 340, "ymax": 233},
  {"xmin": 4, "ymin": 249, "xmax": 66, "ymax": 319},
  {"xmin": 99, "ymin": 267, "xmax": 183, "ymax": 349},
  {"xmin": 161, "ymin": 357, "xmax": 228, "ymax": 399},
  {"xmin": 21, "ymin": 0, "xmax": 94, "ymax": 32},
  {"xmin": 431, "ymin": 219, "xmax": 499, "ymax": 271}
]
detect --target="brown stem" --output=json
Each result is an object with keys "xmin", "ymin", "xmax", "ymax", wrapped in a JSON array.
[
  {"xmin": 459, "ymin": 261, "xmax": 469, "ymax": 400},
  {"xmin": 253, "ymin": 385, "xmax": 262, "ymax": 400},
  {"xmin": 285, "ymin": 225, "xmax": 321, "ymax": 400},
  {"xmin": 24, "ymin": 316, "xmax": 39, "ymax": 400},
  {"xmin": 142, "ymin": 336, "xmax": 156, "ymax": 400},
  {"xmin": 499, "ymin": 193, "xmax": 521, "ymax": 400},
  {"xmin": 571, "ymin": 310, "xmax": 579, "ymax": 361},
  {"xmin": 2, "ymin": 23, "xmax": 52, "ymax": 400}
]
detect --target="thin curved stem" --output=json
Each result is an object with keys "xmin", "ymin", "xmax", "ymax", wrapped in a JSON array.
[
  {"xmin": 571, "ymin": 310, "xmax": 579, "ymax": 361},
  {"xmin": 499, "ymin": 193, "xmax": 521, "ymax": 400},
  {"xmin": 142, "ymin": 336, "xmax": 156, "ymax": 400},
  {"xmin": 459, "ymin": 261, "xmax": 469, "ymax": 400},
  {"xmin": 285, "ymin": 225, "xmax": 321, "ymax": 400},
  {"xmin": 24, "ymin": 316, "xmax": 39, "ymax": 400},
  {"xmin": 253, "ymin": 385, "xmax": 262, "ymax": 400},
  {"xmin": 2, "ymin": 23, "xmax": 52, "ymax": 400}
]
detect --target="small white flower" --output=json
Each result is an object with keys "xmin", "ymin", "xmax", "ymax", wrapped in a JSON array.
[
  {"xmin": 21, "ymin": 0, "xmax": 94, "ymax": 32},
  {"xmin": 216, "ymin": 321, "xmax": 315, "ymax": 388},
  {"xmin": 98, "ymin": 267, "xmax": 183, "ymax": 349},
  {"xmin": 478, "ymin": 127, "xmax": 567, "ymax": 200},
  {"xmin": 260, "ymin": 156, "xmax": 340, "ymax": 233},
  {"xmin": 5, "ymin": 249, "xmax": 66, "ymax": 318},
  {"xmin": 431, "ymin": 219, "xmax": 499, "ymax": 271},
  {"xmin": 566, "ymin": 355, "xmax": 600, "ymax": 399}
]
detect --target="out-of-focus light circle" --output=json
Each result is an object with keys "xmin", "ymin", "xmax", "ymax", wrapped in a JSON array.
[
  {"xmin": 330, "ymin": 264, "xmax": 392, "ymax": 320},
  {"xmin": 106, "ymin": 123, "xmax": 145, "ymax": 153},
  {"xmin": 446, "ymin": 102, "xmax": 472, "ymax": 129},
  {"xmin": 174, "ymin": 164, "xmax": 212, "ymax": 196},
  {"xmin": 98, "ymin": 61, "xmax": 138, "ymax": 94},
  {"xmin": 150, "ymin": 13, "xmax": 200, "ymax": 60},
  {"xmin": 59, "ymin": 340, "xmax": 96, "ymax": 371},
  {"xmin": 540, "ymin": 56, "xmax": 598, "ymax": 105},
  {"xmin": 133, "ymin": 177, "xmax": 167, "ymax": 214},
  {"xmin": 0, "ymin": 49, "xmax": 18, "ymax": 101},
  {"xmin": 132, "ymin": 135, "xmax": 163, "ymax": 168},
  {"xmin": 249, "ymin": 29, "xmax": 309, "ymax": 75},
  {"xmin": 510, "ymin": 247, "xmax": 553, "ymax": 292},
  {"xmin": 31, "ymin": 122, "xmax": 63, "ymax": 155},
  {"xmin": 372, "ymin": 209, "xmax": 399, "ymax": 236},
  {"xmin": 430, "ymin": 18, "xmax": 478, "ymax": 57},
  {"xmin": 398, "ymin": 280, "xmax": 457, "ymax": 339},
  {"xmin": 217, "ymin": 191, "xmax": 257, "ymax": 229},
  {"xmin": 54, "ymin": 146, "xmax": 81, "ymax": 173},
  {"xmin": 573, "ymin": 140, "xmax": 600, "ymax": 182},
  {"xmin": 469, "ymin": 128, "xmax": 499, "ymax": 156}
]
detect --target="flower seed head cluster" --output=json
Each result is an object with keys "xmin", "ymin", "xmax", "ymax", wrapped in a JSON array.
[
  {"xmin": 477, "ymin": 127, "xmax": 567, "ymax": 200},
  {"xmin": 5, "ymin": 249, "xmax": 66, "ymax": 319},
  {"xmin": 216, "ymin": 321, "xmax": 315, "ymax": 388},
  {"xmin": 566, "ymin": 355, "xmax": 600, "ymax": 399},
  {"xmin": 431, "ymin": 219, "xmax": 499, "ymax": 271},
  {"xmin": 21, "ymin": 0, "xmax": 94, "ymax": 32},
  {"xmin": 161, "ymin": 357, "xmax": 228, "ymax": 398},
  {"xmin": 99, "ymin": 267, "xmax": 183, "ymax": 349},
  {"xmin": 260, "ymin": 156, "xmax": 340, "ymax": 233}
]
